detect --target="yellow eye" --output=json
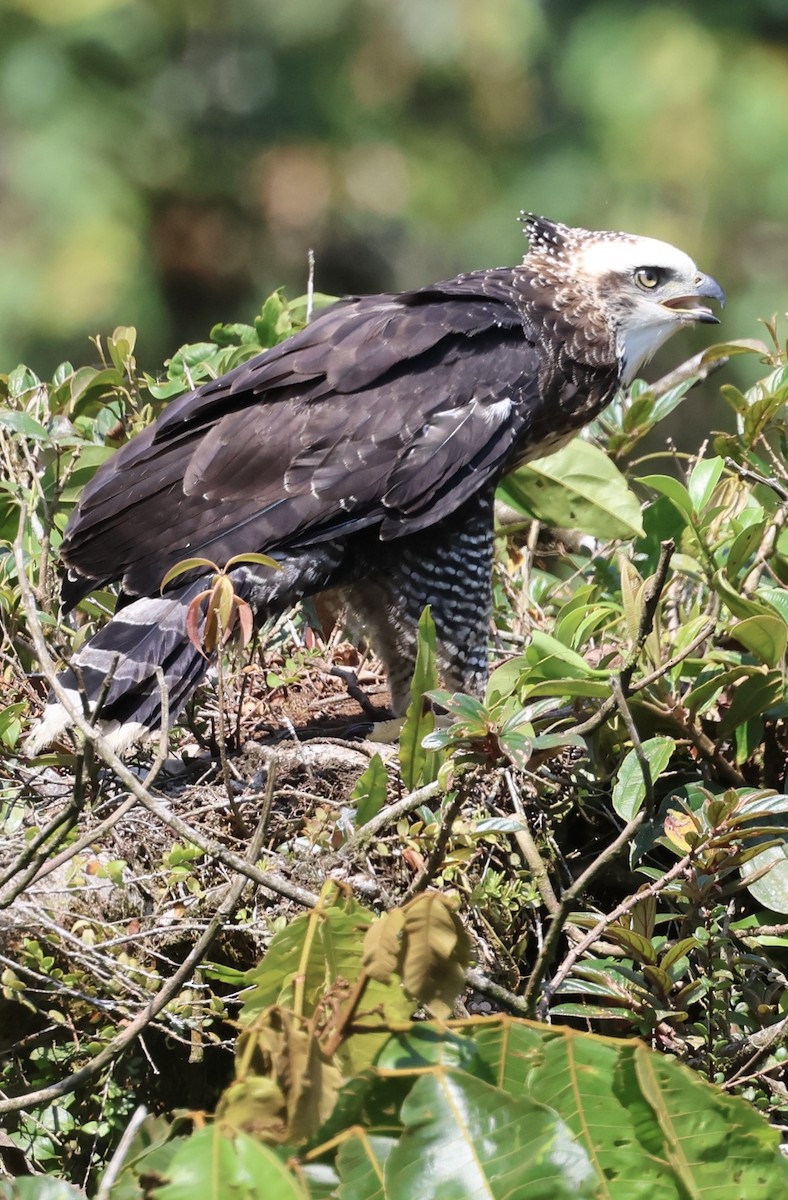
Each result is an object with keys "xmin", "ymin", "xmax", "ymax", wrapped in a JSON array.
[{"xmin": 635, "ymin": 267, "xmax": 661, "ymax": 290}]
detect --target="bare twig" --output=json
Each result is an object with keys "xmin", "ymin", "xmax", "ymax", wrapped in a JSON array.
[
  {"xmin": 340, "ymin": 777, "xmax": 443, "ymax": 854},
  {"xmin": 95, "ymin": 1104, "xmax": 149, "ymax": 1200},
  {"xmin": 13, "ymin": 527, "xmax": 319, "ymax": 908},
  {"xmin": 535, "ymin": 849, "xmax": 693, "ymax": 1018},
  {"xmin": 0, "ymin": 798, "xmax": 271, "ymax": 1117},
  {"xmin": 522, "ymin": 808, "xmax": 648, "ymax": 1014},
  {"xmin": 648, "ymin": 348, "xmax": 729, "ymax": 399}
]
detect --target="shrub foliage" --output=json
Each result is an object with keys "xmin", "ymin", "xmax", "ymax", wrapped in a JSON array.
[{"xmin": 1, "ymin": 298, "xmax": 788, "ymax": 1195}]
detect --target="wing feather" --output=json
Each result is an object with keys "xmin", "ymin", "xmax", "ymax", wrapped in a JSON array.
[{"xmin": 61, "ymin": 271, "xmax": 541, "ymax": 600}]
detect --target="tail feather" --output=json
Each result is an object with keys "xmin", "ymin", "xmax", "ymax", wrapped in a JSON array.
[
  {"xmin": 27, "ymin": 579, "xmax": 213, "ymax": 754},
  {"xmin": 26, "ymin": 545, "xmax": 355, "ymax": 754}
]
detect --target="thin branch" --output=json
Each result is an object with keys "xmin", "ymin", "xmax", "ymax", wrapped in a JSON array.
[
  {"xmin": 535, "ymin": 849, "xmax": 694, "ymax": 1018},
  {"xmin": 95, "ymin": 1105, "xmax": 149, "ymax": 1200},
  {"xmin": 0, "ymin": 799, "xmax": 271, "ymax": 1117},
  {"xmin": 648, "ymin": 348, "xmax": 729, "ymax": 399},
  {"xmin": 522, "ymin": 808, "xmax": 648, "ymax": 1014},
  {"xmin": 14, "ymin": 530, "xmax": 320, "ymax": 909},
  {"xmin": 401, "ymin": 788, "xmax": 465, "ymax": 902},
  {"xmin": 340, "ymin": 778, "xmax": 443, "ymax": 854}
]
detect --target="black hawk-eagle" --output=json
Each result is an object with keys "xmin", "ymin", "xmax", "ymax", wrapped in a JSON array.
[{"xmin": 29, "ymin": 214, "xmax": 724, "ymax": 752}]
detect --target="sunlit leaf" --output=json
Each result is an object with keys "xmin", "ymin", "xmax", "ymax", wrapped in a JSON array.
[
  {"xmin": 386, "ymin": 1068, "xmax": 596, "ymax": 1200},
  {"xmin": 730, "ymin": 614, "xmax": 788, "ymax": 667},
  {"xmin": 499, "ymin": 439, "xmax": 644, "ymax": 539},
  {"xmin": 612, "ymin": 736, "xmax": 675, "ymax": 820}
]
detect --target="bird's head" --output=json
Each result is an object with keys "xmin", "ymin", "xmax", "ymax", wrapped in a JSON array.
[{"xmin": 520, "ymin": 214, "xmax": 725, "ymax": 384}]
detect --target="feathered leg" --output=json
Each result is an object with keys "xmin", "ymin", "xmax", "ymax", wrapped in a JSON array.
[{"xmin": 339, "ymin": 489, "xmax": 495, "ymax": 712}]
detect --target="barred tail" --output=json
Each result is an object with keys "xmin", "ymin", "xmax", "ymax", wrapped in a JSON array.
[
  {"xmin": 26, "ymin": 546, "xmax": 353, "ymax": 755},
  {"xmin": 26, "ymin": 578, "xmax": 215, "ymax": 755}
]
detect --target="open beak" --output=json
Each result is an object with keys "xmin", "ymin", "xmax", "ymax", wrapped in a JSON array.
[{"xmin": 662, "ymin": 273, "xmax": 726, "ymax": 325}]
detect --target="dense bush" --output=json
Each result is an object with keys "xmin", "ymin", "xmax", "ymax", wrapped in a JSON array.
[{"xmin": 1, "ymin": 298, "xmax": 788, "ymax": 1196}]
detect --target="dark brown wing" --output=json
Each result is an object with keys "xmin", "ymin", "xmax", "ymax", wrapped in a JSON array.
[{"xmin": 61, "ymin": 270, "xmax": 541, "ymax": 600}]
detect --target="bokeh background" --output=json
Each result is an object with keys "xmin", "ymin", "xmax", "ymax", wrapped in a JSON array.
[{"xmin": 2, "ymin": 0, "xmax": 787, "ymax": 405}]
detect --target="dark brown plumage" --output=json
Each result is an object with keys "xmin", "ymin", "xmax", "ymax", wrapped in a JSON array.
[{"xmin": 29, "ymin": 215, "xmax": 724, "ymax": 752}]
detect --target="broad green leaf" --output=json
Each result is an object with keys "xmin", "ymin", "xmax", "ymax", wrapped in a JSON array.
[
  {"xmin": 637, "ymin": 475, "xmax": 693, "ymax": 522},
  {"xmin": 153, "ymin": 1126, "xmax": 308, "ymax": 1200},
  {"xmin": 241, "ymin": 895, "xmax": 374, "ymax": 1021},
  {"xmin": 740, "ymin": 843, "xmax": 788, "ymax": 914},
  {"xmin": 241, "ymin": 892, "xmax": 413, "ymax": 1072},
  {"xmin": 634, "ymin": 1043, "xmax": 788, "ymax": 1198},
  {"xmin": 701, "ymin": 338, "xmax": 770, "ymax": 362},
  {"xmin": 160, "ymin": 557, "xmax": 218, "ymax": 589},
  {"xmin": 499, "ymin": 440, "xmax": 644, "ymax": 539},
  {"xmin": 683, "ymin": 665, "xmax": 753, "ymax": 715},
  {"xmin": 756, "ymin": 585, "xmax": 788, "ymax": 625},
  {"xmin": 225, "ymin": 551, "xmax": 282, "ymax": 571},
  {"xmin": 725, "ymin": 520, "xmax": 767, "ymax": 582},
  {"xmin": 67, "ymin": 365, "xmax": 124, "ymax": 414},
  {"xmin": 612, "ymin": 737, "xmax": 675, "ymax": 820},
  {"xmin": 525, "ymin": 630, "xmax": 593, "ymax": 676},
  {"xmin": 713, "ymin": 570, "xmax": 774, "ymax": 620},
  {"xmin": 472, "ymin": 1022, "xmax": 678, "ymax": 1199},
  {"xmin": 529, "ymin": 1034, "xmax": 679, "ymax": 1200},
  {"xmin": 730, "ymin": 614, "xmax": 788, "ymax": 667},
  {"xmin": 484, "ymin": 656, "xmax": 528, "ymax": 705},
  {"xmin": 210, "ymin": 320, "xmax": 258, "ymax": 346},
  {"xmin": 336, "ymin": 1132, "xmax": 395, "ymax": 1200},
  {"xmin": 524, "ymin": 678, "xmax": 612, "ymax": 700},
  {"xmin": 0, "ymin": 1182, "xmax": 87, "ymax": 1200},
  {"xmin": 386, "ymin": 1068, "xmax": 596, "ymax": 1200},
  {"xmin": 605, "ymin": 925, "xmax": 658, "ymax": 965},
  {"xmin": 0, "ymin": 410, "xmax": 49, "ymax": 439}
]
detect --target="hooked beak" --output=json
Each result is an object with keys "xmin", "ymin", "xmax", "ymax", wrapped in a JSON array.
[{"xmin": 662, "ymin": 273, "xmax": 726, "ymax": 325}]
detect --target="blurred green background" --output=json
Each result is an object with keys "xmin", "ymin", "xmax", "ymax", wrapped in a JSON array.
[{"xmin": 1, "ymin": 0, "xmax": 787, "ymax": 403}]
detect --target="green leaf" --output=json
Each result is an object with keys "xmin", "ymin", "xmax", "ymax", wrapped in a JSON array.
[
  {"xmin": 683, "ymin": 666, "xmax": 753, "ymax": 716},
  {"xmin": 152, "ymin": 1126, "xmax": 308, "ymax": 1200},
  {"xmin": 336, "ymin": 1132, "xmax": 395, "ymax": 1200},
  {"xmin": 718, "ymin": 670, "xmax": 784, "ymax": 736},
  {"xmin": 756, "ymin": 585, "xmax": 788, "ymax": 625},
  {"xmin": 634, "ymin": 1043, "xmax": 788, "ymax": 1198},
  {"xmin": 730, "ymin": 614, "xmax": 788, "ymax": 667},
  {"xmin": 399, "ymin": 607, "xmax": 440, "ymax": 791},
  {"xmin": 740, "ymin": 844, "xmax": 788, "ymax": 914},
  {"xmin": 484, "ymin": 657, "xmax": 528, "ymax": 705},
  {"xmin": 713, "ymin": 570, "xmax": 774, "ymax": 621},
  {"xmin": 499, "ymin": 439, "xmax": 644, "ymax": 539},
  {"xmin": 637, "ymin": 475, "xmax": 693, "ymax": 522},
  {"xmin": 386, "ymin": 1068, "xmax": 596, "ymax": 1200},
  {"xmin": 476, "ymin": 1023, "xmax": 680, "ymax": 1198},
  {"xmin": 0, "ymin": 1182, "xmax": 87, "ymax": 1200},
  {"xmin": 525, "ymin": 630, "xmax": 593, "ymax": 677},
  {"xmin": 0, "ymin": 410, "xmax": 49, "ymax": 439},
  {"xmin": 351, "ymin": 754, "xmax": 389, "ymax": 827},
  {"xmin": 159, "ymin": 557, "xmax": 218, "ymax": 589},
  {"xmin": 612, "ymin": 737, "xmax": 675, "ymax": 820},
  {"xmin": 687, "ymin": 456, "xmax": 724, "ymax": 514},
  {"xmin": 725, "ymin": 520, "xmax": 767, "ymax": 582}
]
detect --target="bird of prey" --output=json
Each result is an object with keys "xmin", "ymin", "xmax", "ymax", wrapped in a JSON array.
[{"xmin": 28, "ymin": 214, "xmax": 724, "ymax": 753}]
